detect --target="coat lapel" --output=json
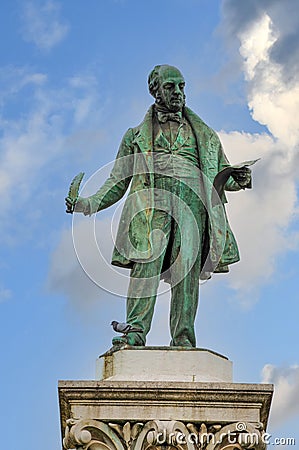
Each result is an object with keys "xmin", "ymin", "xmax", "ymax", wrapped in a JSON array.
[
  {"xmin": 133, "ymin": 106, "xmax": 154, "ymax": 153},
  {"xmin": 184, "ymin": 107, "xmax": 213, "ymax": 170},
  {"xmin": 133, "ymin": 106, "xmax": 155, "ymax": 174}
]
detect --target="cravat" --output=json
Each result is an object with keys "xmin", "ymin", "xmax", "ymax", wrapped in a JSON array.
[{"xmin": 157, "ymin": 111, "xmax": 183, "ymax": 124}]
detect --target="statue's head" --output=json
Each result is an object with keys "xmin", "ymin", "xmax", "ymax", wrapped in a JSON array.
[{"xmin": 148, "ymin": 65, "xmax": 186, "ymax": 112}]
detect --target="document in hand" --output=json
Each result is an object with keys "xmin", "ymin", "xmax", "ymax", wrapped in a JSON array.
[{"xmin": 212, "ymin": 159, "xmax": 260, "ymax": 207}]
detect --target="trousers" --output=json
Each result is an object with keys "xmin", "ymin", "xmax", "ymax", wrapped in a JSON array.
[{"xmin": 125, "ymin": 173, "xmax": 206, "ymax": 347}]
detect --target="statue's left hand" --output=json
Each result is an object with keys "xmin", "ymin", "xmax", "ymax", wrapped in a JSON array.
[{"xmin": 231, "ymin": 167, "xmax": 251, "ymax": 188}]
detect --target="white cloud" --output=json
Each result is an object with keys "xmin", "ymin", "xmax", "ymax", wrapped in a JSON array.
[
  {"xmin": 48, "ymin": 215, "xmax": 129, "ymax": 300},
  {"xmin": 0, "ymin": 64, "xmax": 106, "ymax": 304},
  {"xmin": 0, "ymin": 91, "xmax": 64, "ymax": 226},
  {"xmin": 47, "ymin": 223, "xmax": 106, "ymax": 308},
  {"xmin": 222, "ymin": 0, "xmax": 299, "ymax": 84},
  {"xmin": 21, "ymin": 0, "xmax": 69, "ymax": 50},
  {"xmin": 239, "ymin": 14, "xmax": 278, "ymax": 81},
  {"xmin": 0, "ymin": 66, "xmax": 47, "ymax": 106},
  {"xmin": 218, "ymin": 130, "xmax": 297, "ymax": 305},
  {"xmin": 48, "ymin": 211, "xmax": 172, "ymax": 298},
  {"xmin": 47, "ymin": 214, "xmax": 172, "ymax": 343},
  {"xmin": 239, "ymin": 13, "xmax": 299, "ymax": 148},
  {"xmin": 68, "ymin": 75, "xmax": 102, "ymax": 125},
  {"xmin": 213, "ymin": 11, "xmax": 299, "ymax": 305},
  {"xmin": 0, "ymin": 66, "xmax": 103, "ymax": 242},
  {"xmin": 262, "ymin": 364, "xmax": 299, "ymax": 426}
]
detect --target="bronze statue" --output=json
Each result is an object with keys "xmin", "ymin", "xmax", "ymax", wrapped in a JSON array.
[{"xmin": 66, "ymin": 65, "xmax": 252, "ymax": 348}]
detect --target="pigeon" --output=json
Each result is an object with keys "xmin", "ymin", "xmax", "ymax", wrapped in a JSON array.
[{"xmin": 111, "ymin": 321, "xmax": 143, "ymax": 335}]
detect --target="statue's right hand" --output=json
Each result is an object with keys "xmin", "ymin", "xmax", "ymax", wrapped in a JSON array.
[
  {"xmin": 65, "ymin": 171, "xmax": 86, "ymax": 214},
  {"xmin": 65, "ymin": 196, "xmax": 75, "ymax": 214},
  {"xmin": 65, "ymin": 196, "xmax": 90, "ymax": 215}
]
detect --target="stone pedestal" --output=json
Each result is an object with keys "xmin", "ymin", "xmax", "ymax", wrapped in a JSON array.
[{"xmin": 58, "ymin": 347, "xmax": 273, "ymax": 450}]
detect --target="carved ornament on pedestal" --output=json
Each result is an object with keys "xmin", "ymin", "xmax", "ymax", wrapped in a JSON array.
[{"xmin": 62, "ymin": 419, "xmax": 266, "ymax": 450}]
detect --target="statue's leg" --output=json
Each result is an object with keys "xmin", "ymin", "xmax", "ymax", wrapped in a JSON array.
[
  {"xmin": 169, "ymin": 182, "xmax": 207, "ymax": 347},
  {"xmin": 169, "ymin": 259, "xmax": 200, "ymax": 347},
  {"xmin": 124, "ymin": 209, "xmax": 171, "ymax": 346}
]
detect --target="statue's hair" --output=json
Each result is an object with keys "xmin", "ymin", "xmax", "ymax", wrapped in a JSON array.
[{"xmin": 148, "ymin": 65, "xmax": 163, "ymax": 98}]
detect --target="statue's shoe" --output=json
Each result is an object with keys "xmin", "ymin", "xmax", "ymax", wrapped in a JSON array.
[
  {"xmin": 111, "ymin": 336, "xmax": 128, "ymax": 347},
  {"xmin": 112, "ymin": 332, "xmax": 145, "ymax": 348},
  {"xmin": 170, "ymin": 338, "xmax": 194, "ymax": 348}
]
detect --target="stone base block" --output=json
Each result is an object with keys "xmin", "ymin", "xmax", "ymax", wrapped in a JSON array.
[{"xmin": 96, "ymin": 346, "xmax": 233, "ymax": 382}]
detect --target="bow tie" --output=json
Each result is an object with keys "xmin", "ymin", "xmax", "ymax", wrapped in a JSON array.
[{"xmin": 157, "ymin": 111, "xmax": 183, "ymax": 124}]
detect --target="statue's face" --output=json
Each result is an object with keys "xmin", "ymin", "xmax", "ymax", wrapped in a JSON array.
[{"xmin": 157, "ymin": 67, "xmax": 185, "ymax": 112}]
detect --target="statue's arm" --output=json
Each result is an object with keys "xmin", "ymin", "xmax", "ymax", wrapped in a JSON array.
[{"xmin": 75, "ymin": 129, "xmax": 134, "ymax": 216}]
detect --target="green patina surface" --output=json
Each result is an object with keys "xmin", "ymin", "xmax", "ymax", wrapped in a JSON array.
[{"xmin": 66, "ymin": 65, "xmax": 252, "ymax": 349}]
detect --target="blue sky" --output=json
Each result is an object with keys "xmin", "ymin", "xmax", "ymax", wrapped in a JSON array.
[{"xmin": 1, "ymin": 1, "xmax": 299, "ymax": 449}]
